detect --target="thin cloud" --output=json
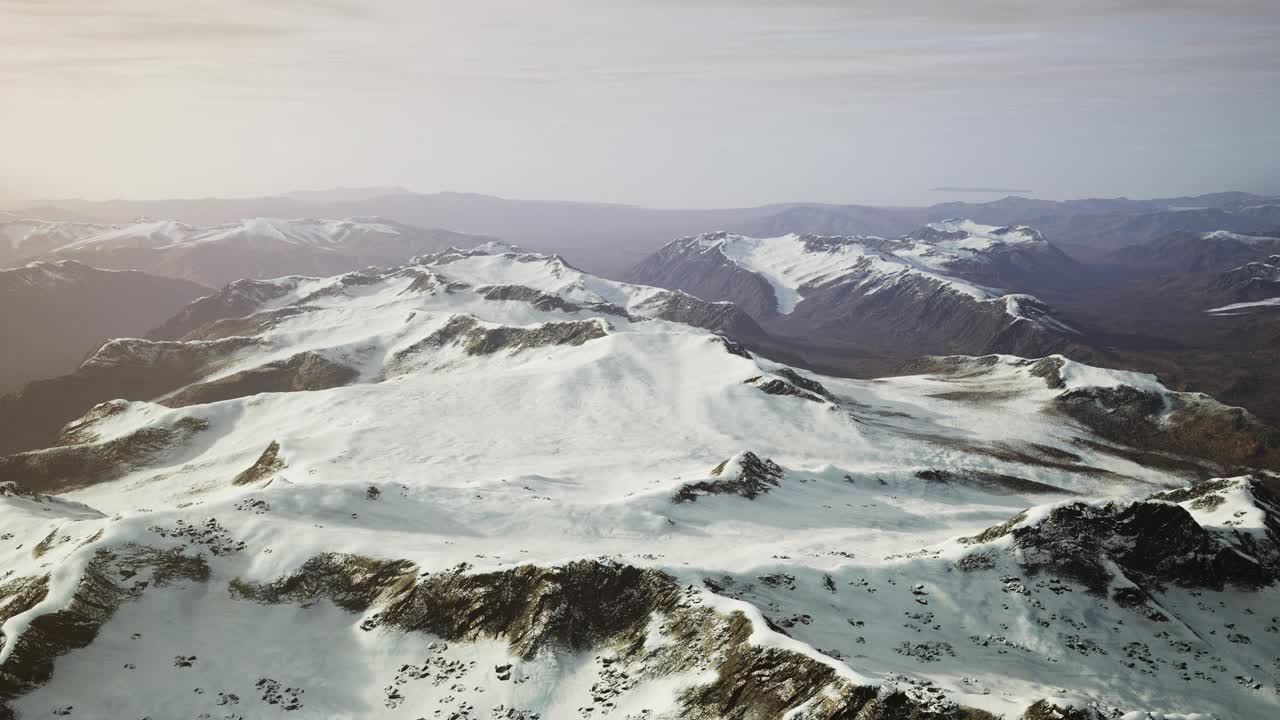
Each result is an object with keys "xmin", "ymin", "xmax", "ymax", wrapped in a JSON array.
[
  {"xmin": 628, "ymin": 0, "xmax": 1280, "ymax": 23},
  {"xmin": 931, "ymin": 187, "xmax": 1034, "ymax": 194}
]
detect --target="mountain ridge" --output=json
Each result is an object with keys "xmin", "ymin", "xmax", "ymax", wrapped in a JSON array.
[
  {"xmin": 0, "ymin": 217, "xmax": 493, "ymax": 287},
  {"xmin": 625, "ymin": 221, "xmax": 1089, "ymax": 362},
  {"xmin": 0, "ymin": 261, "xmax": 210, "ymax": 395}
]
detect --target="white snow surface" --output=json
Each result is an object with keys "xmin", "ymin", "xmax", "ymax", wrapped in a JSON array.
[
  {"xmin": 0, "ymin": 220, "xmax": 111, "ymax": 254},
  {"xmin": 1051, "ymin": 355, "xmax": 1167, "ymax": 392},
  {"xmin": 28, "ymin": 217, "xmax": 408, "ymax": 253},
  {"xmin": 8, "ymin": 260, "xmax": 84, "ymax": 288},
  {"xmin": 1202, "ymin": 230, "xmax": 1280, "ymax": 244},
  {"xmin": 0, "ymin": 245, "xmax": 1274, "ymax": 720},
  {"xmin": 1207, "ymin": 297, "xmax": 1280, "ymax": 314},
  {"xmin": 924, "ymin": 219, "xmax": 1044, "ymax": 247},
  {"xmin": 0, "ymin": 215, "xmax": 432, "ymax": 263},
  {"xmin": 699, "ymin": 232, "xmax": 991, "ymax": 312}
]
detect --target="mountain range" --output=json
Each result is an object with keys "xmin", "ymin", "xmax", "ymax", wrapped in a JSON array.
[
  {"xmin": 0, "ymin": 217, "xmax": 489, "ymax": 288},
  {"xmin": 12, "ymin": 190, "xmax": 1279, "ymax": 277},
  {"xmin": 4, "ymin": 188, "xmax": 1280, "ymax": 719},
  {"xmin": 3, "ymin": 243, "xmax": 1279, "ymax": 719},
  {"xmin": 1108, "ymin": 230, "xmax": 1280, "ymax": 275},
  {"xmin": 626, "ymin": 221, "xmax": 1085, "ymax": 362},
  {"xmin": 619, "ymin": 216, "xmax": 1280, "ymax": 427}
]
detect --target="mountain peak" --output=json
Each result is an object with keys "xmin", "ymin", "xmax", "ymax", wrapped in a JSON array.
[
  {"xmin": 634, "ymin": 224, "xmax": 1073, "ymax": 345},
  {"xmin": 920, "ymin": 218, "xmax": 1047, "ymax": 245}
]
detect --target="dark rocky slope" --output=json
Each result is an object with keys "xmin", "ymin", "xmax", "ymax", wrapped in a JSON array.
[
  {"xmin": 1108, "ymin": 230, "xmax": 1280, "ymax": 275},
  {"xmin": 963, "ymin": 476, "xmax": 1280, "ymax": 598},
  {"xmin": 0, "ymin": 338, "xmax": 255, "ymax": 457},
  {"xmin": 0, "ymin": 261, "xmax": 209, "ymax": 394},
  {"xmin": 1208, "ymin": 255, "xmax": 1280, "ymax": 306}
]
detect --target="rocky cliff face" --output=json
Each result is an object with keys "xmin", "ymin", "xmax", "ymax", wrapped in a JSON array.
[
  {"xmin": 626, "ymin": 233, "xmax": 782, "ymax": 319},
  {"xmin": 964, "ymin": 477, "xmax": 1280, "ymax": 596},
  {"xmin": 1030, "ymin": 355, "xmax": 1280, "ymax": 473}
]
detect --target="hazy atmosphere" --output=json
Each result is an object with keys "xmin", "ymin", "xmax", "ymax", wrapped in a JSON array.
[{"xmin": 2, "ymin": 0, "xmax": 1278, "ymax": 206}]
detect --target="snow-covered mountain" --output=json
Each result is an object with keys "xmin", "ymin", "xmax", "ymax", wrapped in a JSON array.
[
  {"xmin": 0, "ymin": 217, "xmax": 491, "ymax": 288},
  {"xmin": 0, "ymin": 220, "xmax": 115, "ymax": 261},
  {"xmin": 1, "ymin": 243, "xmax": 1278, "ymax": 719},
  {"xmin": 1109, "ymin": 230, "xmax": 1280, "ymax": 276},
  {"xmin": 625, "ymin": 221, "xmax": 1083, "ymax": 359},
  {"xmin": 14, "ymin": 190, "xmax": 1280, "ymax": 277},
  {"xmin": 1205, "ymin": 255, "xmax": 1280, "ymax": 315},
  {"xmin": 0, "ymin": 260, "xmax": 208, "ymax": 395},
  {"xmin": 0, "ymin": 243, "xmax": 764, "ymax": 458}
]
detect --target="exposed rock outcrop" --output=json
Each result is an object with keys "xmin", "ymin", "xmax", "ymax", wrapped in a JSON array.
[
  {"xmin": 231, "ymin": 441, "xmax": 286, "ymax": 486},
  {"xmin": 0, "ymin": 546, "xmax": 209, "ymax": 714},
  {"xmin": 709, "ymin": 335, "xmax": 752, "ymax": 359},
  {"xmin": 0, "ymin": 337, "xmax": 254, "ymax": 457},
  {"xmin": 391, "ymin": 315, "xmax": 608, "ymax": 370},
  {"xmin": 774, "ymin": 368, "xmax": 835, "ymax": 400},
  {"xmin": 1054, "ymin": 385, "xmax": 1280, "ymax": 472},
  {"xmin": 635, "ymin": 290, "xmax": 767, "ymax": 339},
  {"xmin": 1021, "ymin": 700, "xmax": 1113, "ymax": 720},
  {"xmin": 147, "ymin": 278, "xmax": 299, "ymax": 341},
  {"xmin": 963, "ymin": 477, "xmax": 1280, "ymax": 595},
  {"xmin": 914, "ymin": 469, "xmax": 1066, "ymax": 495},
  {"xmin": 176, "ymin": 306, "xmax": 318, "ymax": 342},
  {"xmin": 912, "ymin": 355, "xmax": 1280, "ymax": 473},
  {"xmin": 0, "ymin": 416, "xmax": 209, "ymax": 493},
  {"xmin": 673, "ymin": 452, "xmax": 785, "ymax": 502},
  {"xmin": 476, "ymin": 284, "xmax": 583, "ymax": 314},
  {"xmin": 231, "ymin": 555, "xmax": 993, "ymax": 720},
  {"xmin": 744, "ymin": 375, "xmax": 827, "ymax": 403},
  {"xmin": 456, "ymin": 317, "xmax": 607, "ymax": 356},
  {"xmin": 161, "ymin": 351, "xmax": 357, "ymax": 407}
]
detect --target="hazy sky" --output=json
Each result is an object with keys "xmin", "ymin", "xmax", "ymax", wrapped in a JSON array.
[{"xmin": 2, "ymin": 0, "xmax": 1278, "ymax": 207}]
